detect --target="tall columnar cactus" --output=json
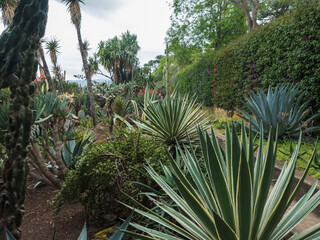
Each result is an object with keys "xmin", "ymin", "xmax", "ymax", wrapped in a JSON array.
[{"xmin": 0, "ymin": 0, "xmax": 49, "ymax": 239}]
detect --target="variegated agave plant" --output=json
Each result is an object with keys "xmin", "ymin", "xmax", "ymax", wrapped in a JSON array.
[
  {"xmin": 123, "ymin": 122, "xmax": 320, "ymax": 240},
  {"xmin": 133, "ymin": 94, "xmax": 210, "ymax": 153}
]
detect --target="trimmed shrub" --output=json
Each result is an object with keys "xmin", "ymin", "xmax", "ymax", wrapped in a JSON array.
[
  {"xmin": 50, "ymin": 129, "xmax": 168, "ymax": 225},
  {"xmin": 175, "ymin": 0, "xmax": 320, "ymax": 115}
]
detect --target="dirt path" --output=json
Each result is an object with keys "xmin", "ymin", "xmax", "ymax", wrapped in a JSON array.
[
  {"xmin": 20, "ymin": 125, "xmax": 112, "ymax": 239},
  {"xmin": 21, "ymin": 179, "xmax": 91, "ymax": 240}
]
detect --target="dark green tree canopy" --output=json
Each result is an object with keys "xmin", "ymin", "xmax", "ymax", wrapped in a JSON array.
[
  {"xmin": 97, "ymin": 30, "xmax": 140, "ymax": 84},
  {"xmin": 166, "ymin": 0, "xmax": 247, "ymax": 67},
  {"xmin": 258, "ymin": 0, "xmax": 308, "ymax": 23}
]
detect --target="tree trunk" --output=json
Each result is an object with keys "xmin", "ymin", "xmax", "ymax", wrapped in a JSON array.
[
  {"xmin": 50, "ymin": 120, "xmax": 68, "ymax": 175},
  {"xmin": 113, "ymin": 63, "xmax": 119, "ymax": 84},
  {"xmin": 250, "ymin": 0, "xmax": 259, "ymax": 29},
  {"xmin": 131, "ymin": 65, "xmax": 133, "ymax": 80},
  {"xmin": 231, "ymin": 0, "xmax": 259, "ymax": 32},
  {"xmin": 75, "ymin": 25, "xmax": 98, "ymax": 127},
  {"xmin": 38, "ymin": 45, "xmax": 55, "ymax": 91},
  {"xmin": 28, "ymin": 141, "xmax": 62, "ymax": 189},
  {"xmin": 215, "ymin": 0, "xmax": 223, "ymax": 48},
  {"xmin": 118, "ymin": 68, "xmax": 123, "ymax": 84},
  {"xmin": 244, "ymin": 7, "xmax": 253, "ymax": 32}
]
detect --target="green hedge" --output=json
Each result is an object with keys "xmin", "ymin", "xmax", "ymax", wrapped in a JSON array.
[{"xmin": 175, "ymin": 1, "xmax": 320, "ymax": 113}]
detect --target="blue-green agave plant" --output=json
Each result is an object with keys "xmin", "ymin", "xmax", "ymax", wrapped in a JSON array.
[{"xmin": 236, "ymin": 83, "xmax": 320, "ymax": 138}]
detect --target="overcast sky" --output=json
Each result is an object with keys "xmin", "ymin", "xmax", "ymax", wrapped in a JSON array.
[{"xmin": 0, "ymin": 0, "xmax": 171, "ymax": 80}]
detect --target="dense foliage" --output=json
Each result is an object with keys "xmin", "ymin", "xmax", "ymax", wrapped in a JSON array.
[
  {"xmin": 97, "ymin": 31, "xmax": 140, "ymax": 84},
  {"xmin": 50, "ymin": 129, "xmax": 168, "ymax": 225},
  {"xmin": 175, "ymin": 1, "xmax": 320, "ymax": 114},
  {"xmin": 258, "ymin": 0, "xmax": 308, "ymax": 23},
  {"xmin": 167, "ymin": 0, "xmax": 247, "ymax": 67}
]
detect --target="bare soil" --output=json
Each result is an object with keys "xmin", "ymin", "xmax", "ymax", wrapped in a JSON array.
[
  {"xmin": 20, "ymin": 178, "xmax": 95, "ymax": 240},
  {"xmin": 20, "ymin": 125, "xmax": 112, "ymax": 240}
]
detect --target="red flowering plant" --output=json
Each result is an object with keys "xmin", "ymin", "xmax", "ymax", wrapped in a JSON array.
[
  {"xmin": 210, "ymin": 58, "xmax": 242, "ymax": 111},
  {"xmin": 32, "ymin": 73, "xmax": 51, "ymax": 94},
  {"xmin": 243, "ymin": 60, "xmax": 262, "ymax": 94},
  {"xmin": 33, "ymin": 76, "xmax": 40, "ymax": 83},
  {"xmin": 133, "ymin": 85, "xmax": 160, "ymax": 106},
  {"xmin": 63, "ymin": 81, "xmax": 82, "ymax": 95},
  {"xmin": 114, "ymin": 85, "xmax": 161, "ymax": 128}
]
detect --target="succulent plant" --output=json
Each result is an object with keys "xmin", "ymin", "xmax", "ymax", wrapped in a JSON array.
[
  {"xmin": 236, "ymin": 83, "xmax": 320, "ymax": 138},
  {"xmin": 78, "ymin": 109, "xmax": 85, "ymax": 119},
  {"xmin": 134, "ymin": 94, "xmax": 210, "ymax": 153},
  {"xmin": 124, "ymin": 123, "xmax": 320, "ymax": 240},
  {"xmin": 0, "ymin": 0, "xmax": 49, "ymax": 238}
]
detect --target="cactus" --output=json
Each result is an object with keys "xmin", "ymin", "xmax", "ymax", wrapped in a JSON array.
[
  {"xmin": 0, "ymin": 0, "xmax": 49, "ymax": 239},
  {"xmin": 78, "ymin": 109, "xmax": 85, "ymax": 119}
]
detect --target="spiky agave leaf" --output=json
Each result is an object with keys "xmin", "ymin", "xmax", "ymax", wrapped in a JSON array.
[
  {"xmin": 236, "ymin": 83, "xmax": 320, "ymax": 138},
  {"xmin": 134, "ymin": 94, "xmax": 210, "ymax": 153},
  {"xmin": 124, "ymin": 122, "xmax": 320, "ymax": 240}
]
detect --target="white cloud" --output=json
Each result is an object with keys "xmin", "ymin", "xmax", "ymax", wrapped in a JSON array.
[
  {"xmin": 55, "ymin": 0, "xmax": 126, "ymax": 18},
  {"xmin": 0, "ymin": 0, "xmax": 171, "ymax": 80}
]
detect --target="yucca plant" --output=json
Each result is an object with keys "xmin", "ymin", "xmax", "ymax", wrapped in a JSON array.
[
  {"xmin": 113, "ymin": 85, "xmax": 180, "ymax": 131},
  {"xmin": 133, "ymin": 94, "xmax": 210, "ymax": 153},
  {"xmin": 236, "ymin": 83, "xmax": 320, "ymax": 138},
  {"xmin": 123, "ymin": 122, "xmax": 320, "ymax": 240}
]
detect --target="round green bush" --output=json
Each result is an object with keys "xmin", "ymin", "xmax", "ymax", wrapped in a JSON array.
[{"xmin": 50, "ymin": 129, "xmax": 168, "ymax": 226}]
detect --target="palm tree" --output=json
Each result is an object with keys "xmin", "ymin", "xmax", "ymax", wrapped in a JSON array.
[
  {"xmin": 0, "ymin": 0, "xmax": 17, "ymax": 26},
  {"xmin": 122, "ymin": 30, "xmax": 140, "ymax": 56},
  {"xmin": 97, "ymin": 37, "xmax": 121, "ymax": 84},
  {"xmin": 97, "ymin": 31, "xmax": 140, "ymax": 84},
  {"xmin": 110, "ymin": 36, "xmax": 122, "ymax": 84},
  {"xmin": 61, "ymin": 0, "xmax": 98, "ymax": 127},
  {"xmin": 46, "ymin": 37, "xmax": 61, "ymax": 66},
  {"xmin": 87, "ymin": 54, "xmax": 98, "ymax": 78},
  {"xmin": 46, "ymin": 37, "xmax": 64, "ymax": 91}
]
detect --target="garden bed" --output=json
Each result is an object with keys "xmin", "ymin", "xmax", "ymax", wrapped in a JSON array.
[{"xmin": 21, "ymin": 177, "xmax": 94, "ymax": 239}]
